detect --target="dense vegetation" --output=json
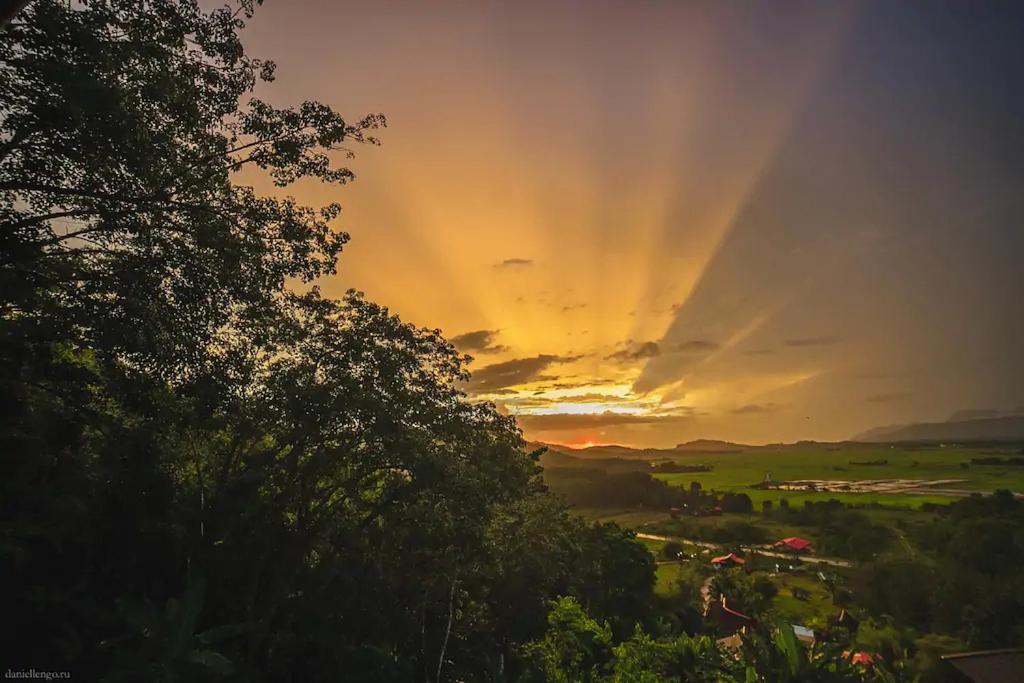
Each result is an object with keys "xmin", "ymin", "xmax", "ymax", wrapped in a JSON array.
[
  {"xmin": 860, "ymin": 491, "xmax": 1024, "ymax": 649},
  {"xmin": 969, "ymin": 456, "xmax": 1024, "ymax": 467},
  {"xmin": 766, "ymin": 501, "xmax": 895, "ymax": 561},
  {"xmin": 543, "ymin": 454, "xmax": 752, "ymax": 516},
  {"xmin": 519, "ymin": 597, "xmax": 874, "ymax": 683},
  {"xmin": 543, "ymin": 467, "xmax": 689, "ymax": 510},
  {"xmin": 639, "ymin": 443, "xmax": 1024, "ymax": 507},
  {"xmin": 593, "ymin": 484, "xmax": 1024, "ymax": 680},
  {"xmin": 0, "ymin": 3, "xmax": 656, "ymax": 680}
]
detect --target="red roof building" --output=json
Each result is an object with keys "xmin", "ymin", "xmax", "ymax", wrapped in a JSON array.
[
  {"xmin": 775, "ymin": 537, "xmax": 813, "ymax": 553},
  {"xmin": 711, "ymin": 553, "xmax": 746, "ymax": 568},
  {"xmin": 843, "ymin": 651, "xmax": 876, "ymax": 669}
]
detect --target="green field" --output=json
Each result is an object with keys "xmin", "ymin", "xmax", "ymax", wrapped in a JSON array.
[
  {"xmin": 574, "ymin": 508, "xmax": 673, "ymax": 527},
  {"xmin": 567, "ymin": 446, "xmax": 1023, "ymax": 588},
  {"xmin": 654, "ymin": 562, "xmax": 686, "ymax": 597},
  {"xmin": 646, "ymin": 445, "xmax": 1024, "ymax": 508},
  {"xmin": 769, "ymin": 572, "xmax": 835, "ymax": 626}
]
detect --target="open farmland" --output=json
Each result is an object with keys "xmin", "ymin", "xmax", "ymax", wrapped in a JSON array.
[{"xmin": 643, "ymin": 445, "xmax": 1024, "ymax": 507}]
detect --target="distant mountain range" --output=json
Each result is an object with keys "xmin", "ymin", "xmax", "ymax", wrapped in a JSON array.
[
  {"xmin": 525, "ymin": 413, "xmax": 1024, "ymax": 459},
  {"xmin": 528, "ymin": 439, "xmax": 753, "ymax": 461},
  {"xmin": 526, "ymin": 442, "xmax": 674, "ymax": 460},
  {"xmin": 674, "ymin": 439, "xmax": 748, "ymax": 452},
  {"xmin": 853, "ymin": 414, "xmax": 1024, "ymax": 444}
]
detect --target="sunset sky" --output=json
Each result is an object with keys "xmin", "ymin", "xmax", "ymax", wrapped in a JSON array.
[{"xmin": 241, "ymin": 1, "xmax": 1024, "ymax": 447}]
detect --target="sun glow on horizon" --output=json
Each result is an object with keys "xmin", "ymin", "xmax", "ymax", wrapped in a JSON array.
[{"xmin": 239, "ymin": 1, "xmax": 1024, "ymax": 448}]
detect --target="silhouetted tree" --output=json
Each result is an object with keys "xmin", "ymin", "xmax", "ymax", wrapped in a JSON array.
[{"xmin": 1, "ymin": 3, "xmax": 656, "ymax": 681}]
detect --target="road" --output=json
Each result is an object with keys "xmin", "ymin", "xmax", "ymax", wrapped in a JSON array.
[{"xmin": 635, "ymin": 532, "xmax": 852, "ymax": 568}]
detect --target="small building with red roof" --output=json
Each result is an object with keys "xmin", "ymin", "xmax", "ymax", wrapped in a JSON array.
[
  {"xmin": 843, "ymin": 651, "xmax": 876, "ymax": 669},
  {"xmin": 711, "ymin": 552, "xmax": 746, "ymax": 569},
  {"xmin": 775, "ymin": 537, "xmax": 813, "ymax": 553}
]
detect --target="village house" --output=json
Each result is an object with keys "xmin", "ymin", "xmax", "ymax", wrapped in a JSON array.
[
  {"xmin": 940, "ymin": 649, "xmax": 1024, "ymax": 682},
  {"xmin": 711, "ymin": 553, "xmax": 746, "ymax": 569},
  {"xmin": 774, "ymin": 536, "xmax": 813, "ymax": 553},
  {"xmin": 843, "ymin": 651, "xmax": 876, "ymax": 670}
]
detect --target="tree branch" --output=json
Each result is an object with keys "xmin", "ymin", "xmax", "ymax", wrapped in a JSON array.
[
  {"xmin": 0, "ymin": 0, "xmax": 31, "ymax": 30},
  {"xmin": 2, "ymin": 209, "xmax": 103, "ymax": 233}
]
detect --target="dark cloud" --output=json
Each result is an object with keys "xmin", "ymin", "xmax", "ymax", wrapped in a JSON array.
[
  {"xmin": 677, "ymin": 339, "xmax": 720, "ymax": 352},
  {"xmin": 947, "ymin": 407, "xmax": 1024, "ymax": 422},
  {"xmin": 731, "ymin": 403, "xmax": 780, "ymax": 415},
  {"xmin": 531, "ymin": 378, "xmax": 618, "ymax": 391},
  {"xmin": 466, "ymin": 354, "xmax": 581, "ymax": 393},
  {"xmin": 743, "ymin": 348, "xmax": 775, "ymax": 356},
  {"xmin": 561, "ymin": 303, "xmax": 587, "ymax": 312},
  {"xmin": 510, "ymin": 392, "xmax": 636, "ymax": 407},
  {"xmin": 549, "ymin": 393, "xmax": 633, "ymax": 404},
  {"xmin": 515, "ymin": 410, "xmax": 696, "ymax": 431},
  {"xmin": 494, "ymin": 258, "xmax": 533, "ymax": 268},
  {"xmin": 605, "ymin": 341, "xmax": 661, "ymax": 363},
  {"xmin": 785, "ymin": 336, "xmax": 842, "ymax": 348},
  {"xmin": 450, "ymin": 329, "xmax": 509, "ymax": 355},
  {"xmin": 866, "ymin": 392, "xmax": 914, "ymax": 404}
]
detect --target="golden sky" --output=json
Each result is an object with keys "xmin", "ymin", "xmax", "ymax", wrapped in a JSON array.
[{"xmin": 241, "ymin": 1, "xmax": 1024, "ymax": 447}]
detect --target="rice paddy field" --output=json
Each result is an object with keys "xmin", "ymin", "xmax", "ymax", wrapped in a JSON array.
[
  {"xmin": 574, "ymin": 508, "xmax": 672, "ymax": 527},
  {"xmin": 646, "ymin": 445, "xmax": 1024, "ymax": 507}
]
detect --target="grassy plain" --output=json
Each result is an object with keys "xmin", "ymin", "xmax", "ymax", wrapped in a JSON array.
[
  {"xmin": 769, "ymin": 572, "xmax": 835, "ymax": 625},
  {"xmin": 654, "ymin": 563, "xmax": 685, "ymax": 597},
  {"xmin": 574, "ymin": 508, "xmax": 672, "ymax": 527},
  {"xmin": 646, "ymin": 445, "xmax": 1024, "ymax": 508}
]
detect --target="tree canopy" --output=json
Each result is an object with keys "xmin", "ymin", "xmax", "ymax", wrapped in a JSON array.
[{"xmin": 0, "ymin": 3, "xmax": 663, "ymax": 680}]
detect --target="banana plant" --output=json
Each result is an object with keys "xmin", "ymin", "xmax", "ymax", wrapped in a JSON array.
[{"xmin": 102, "ymin": 578, "xmax": 252, "ymax": 682}]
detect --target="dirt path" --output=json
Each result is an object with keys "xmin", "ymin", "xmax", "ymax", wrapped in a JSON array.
[{"xmin": 635, "ymin": 532, "xmax": 852, "ymax": 568}]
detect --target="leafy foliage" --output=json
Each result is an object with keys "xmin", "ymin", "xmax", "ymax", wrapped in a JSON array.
[
  {"xmin": 521, "ymin": 597, "xmax": 613, "ymax": 683},
  {"xmin": 0, "ymin": 2, "xmax": 653, "ymax": 680},
  {"xmin": 521, "ymin": 599, "xmax": 899, "ymax": 682},
  {"xmin": 855, "ymin": 491, "xmax": 1024, "ymax": 649}
]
